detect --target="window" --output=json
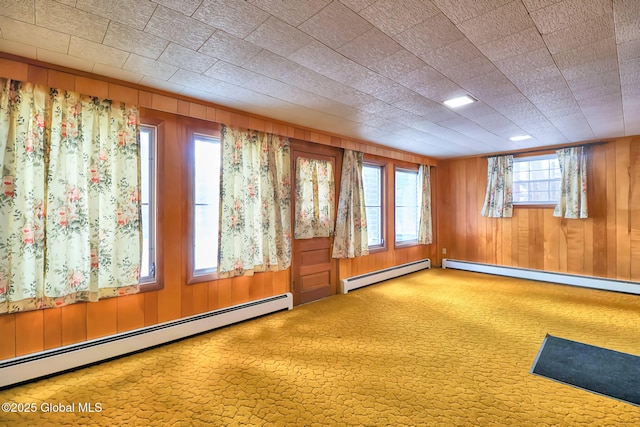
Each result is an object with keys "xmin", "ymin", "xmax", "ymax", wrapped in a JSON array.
[
  {"xmin": 362, "ymin": 163, "xmax": 384, "ymax": 248},
  {"xmin": 139, "ymin": 125, "xmax": 156, "ymax": 284},
  {"xmin": 513, "ymin": 154, "xmax": 561, "ymax": 204},
  {"xmin": 395, "ymin": 168, "xmax": 421, "ymax": 245},
  {"xmin": 192, "ymin": 133, "xmax": 221, "ymax": 277}
]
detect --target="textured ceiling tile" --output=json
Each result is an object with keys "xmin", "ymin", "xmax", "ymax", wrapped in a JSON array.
[
  {"xmin": 159, "ymin": 43, "xmax": 218, "ymax": 73},
  {"xmin": 553, "ymin": 36, "xmax": 617, "ymax": 69},
  {"xmin": 567, "ymin": 71, "xmax": 620, "ymax": 93},
  {"xmin": 123, "ymin": 54, "xmax": 178, "ymax": 80},
  {"xmin": 497, "ymin": 47, "xmax": 556, "ymax": 75},
  {"xmin": 413, "ymin": 76, "xmax": 464, "ymax": 101},
  {"xmin": 339, "ymin": 0, "xmax": 378, "ymax": 13},
  {"xmin": 527, "ymin": 88, "xmax": 579, "ymax": 112},
  {"xmin": 521, "ymin": 0, "xmax": 563, "ymax": 12},
  {"xmin": 615, "ymin": 17, "xmax": 640, "ymax": 43},
  {"xmin": 458, "ymin": 1, "xmax": 534, "ymax": 45},
  {"xmin": 561, "ymin": 57, "xmax": 619, "ymax": 80},
  {"xmin": 394, "ymin": 12, "xmax": 464, "ymax": 55},
  {"xmin": 204, "ymin": 61, "xmax": 262, "ymax": 86},
  {"xmin": 35, "ymin": 0, "xmax": 108, "ymax": 42},
  {"xmin": 169, "ymin": 68, "xmax": 224, "ymax": 92},
  {"xmin": 0, "ymin": 38, "xmax": 37, "ymax": 59},
  {"xmin": 92, "ymin": 63, "xmax": 143, "ymax": 84},
  {"xmin": 461, "ymin": 70, "xmax": 520, "ymax": 101},
  {"xmin": 245, "ymin": 16, "xmax": 314, "ymax": 57},
  {"xmin": 358, "ymin": 0, "xmax": 441, "ymax": 36},
  {"xmin": 516, "ymin": 75, "xmax": 570, "ymax": 97},
  {"xmin": 152, "ymin": 0, "xmax": 202, "ymax": 15},
  {"xmin": 479, "ymin": 26, "xmax": 546, "ymax": 61},
  {"xmin": 146, "ymin": 6, "xmax": 214, "ymax": 50},
  {"xmin": 36, "ymin": 48, "xmax": 94, "ymax": 72},
  {"xmin": 140, "ymin": 75, "xmax": 186, "ymax": 94},
  {"xmin": 193, "ymin": 0, "xmax": 269, "ymax": 38},
  {"xmin": 395, "ymin": 64, "xmax": 446, "ymax": 90},
  {"xmin": 0, "ymin": 16, "xmax": 69, "ymax": 53},
  {"xmin": 572, "ymin": 80, "xmax": 622, "ymax": 100},
  {"xmin": 104, "ymin": 22, "xmax": 168, "ymax": 60},
  {"xmin": 288, "ymin": 40, "xmax": 364, "ymax": 84},
  {"xmin": 248, "ymin": 0, "xmax": 331, "ymax": 26},
  {"xmin": 299, "ymin": 1, "xmax": 371, "ymax": 49},
  {"xmin": 199, "ymin": 31, "xmax": 262, "ymax": 66},
  {"xmin": 543, "ymin": 14, "xmax": 614, "ymax": 54},
  {"xmin": 618, "ymin": 39, "xmax": 640, "ymax": 60},
  {"xmin": 350, "ymin": 74, "xmax": 417, "ymax": 104},
  {"xmin": 419, "ymin": 39, "xmax": 483, "ymax": 70},
  {"xmin": 338, "ymin": 27, "xmax": 403, "ymax": 66},
  {"xmin": 442, "ymin": 56, "xmax": 498, "ymax": 83},
  {"xmin": 0, "ymin": 0, "xmax": 35, "ymax": 22},
  {"xmin": 392, "ymin": 92, "xmax": 444, "ymax": 116},
  {"xmin": 431, "ymin": 0, "xmax": 512, "ymax": 24},
  {"xmin": 76, "ymin": 0, "xmax": 156, "ymax": 29},
  {"xmin": 68, "ymin": 36, "xmax": 129, "ymax": 67},
  {"xmin": 369, "ymin": 50, "xmax": 426, "ymax": 80},
  {"xmin": 614, "ymin": 0, "xmax": 640, "ymax": 23},
  {"xmin": 529, "ymin": 0, "xmax": 612, "ymax": 34},
  {"xmin": 242, "ymin": 50, "xmax": 301, "ymax": 81}
]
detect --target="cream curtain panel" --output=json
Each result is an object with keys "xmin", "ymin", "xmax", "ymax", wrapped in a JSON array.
[
  {"xmin": 418, "ymin": 165, "xmax": 433, "ymax": 244},
  {"xmin": 332, "ymin": 150, "xmax": 368, "ymax": 258},
  {"xmin": 218, "ymin": 126, "xmax": 291, "ymax": 278},
  {"xmin": 481, "ymin": 155, "xmax": 514, "ymax": 218},
  {"xmin": 294, "ymin": 157, "xmax": 335, "ymax": 239},
  {"xmin": 0, "ymin": 79, "xmax": 141, "ymax": 314},
  {"xmin": 553, "ymin": 146, "xmax": 588, "ymax": 219}
]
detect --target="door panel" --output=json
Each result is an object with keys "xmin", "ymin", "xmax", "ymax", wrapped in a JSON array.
[{"xmin": 291, "ymin": 140, "xmax": 342, "ymax": 305}]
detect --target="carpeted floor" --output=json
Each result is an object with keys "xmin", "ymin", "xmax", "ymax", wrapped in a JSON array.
[{"xmin": 1, "ymin": 268, "xmax": 639, "ymax": 426}]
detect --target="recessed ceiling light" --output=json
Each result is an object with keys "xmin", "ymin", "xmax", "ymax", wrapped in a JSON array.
[
  {"xmin": 509, "ymin": 135, "xmax": 532, "ymax": 141},
  {"xmin": 443, "ymin": 95, "xmax": 476, "ymax": 108}
]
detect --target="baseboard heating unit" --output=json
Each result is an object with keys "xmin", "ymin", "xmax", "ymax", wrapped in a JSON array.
[
  {"xmin": 442, "ymin": 259, "xmax": 640, "ymax": 295},
  {"xmin": 340, "ymin": 258, "xmax": 431, "ymax": 294},
  {"xmin": 0, "ymin": 293, "xmax": 293, "ymax": 389}
]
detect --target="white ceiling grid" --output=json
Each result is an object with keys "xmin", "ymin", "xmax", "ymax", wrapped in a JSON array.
[{"xmin": 0, "ymin": 0, "xmax": 637, "ymax": 157}]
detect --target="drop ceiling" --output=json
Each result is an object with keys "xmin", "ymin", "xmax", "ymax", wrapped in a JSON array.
[{"xmin": 0, "ymin": 0, "xmax": 638, "ymax": 158}]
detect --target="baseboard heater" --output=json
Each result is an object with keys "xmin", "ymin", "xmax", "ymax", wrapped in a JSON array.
[
  {"xmin": 442, "ymin": 259, "xmax": 640, "ymax": 295},
  {"xmin": 0, "ymin": 293, "xmax": 293, "ymax": 389},
  {"xmin": 340, "ymin": 258, "xmax": 431, "ymax": 294}
]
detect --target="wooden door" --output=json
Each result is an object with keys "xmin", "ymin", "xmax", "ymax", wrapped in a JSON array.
[{"xmin": 291, "ymin": 140, "xmax": 342, "ymax": 306}]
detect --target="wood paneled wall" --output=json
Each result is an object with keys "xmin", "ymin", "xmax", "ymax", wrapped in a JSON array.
[
  {"xmin": 436, "ymin": 136, "xmax": 640, "ymax": 281},
  {"xmin": 0, "ymin": 55, "xmax": 437, "ymax": 360}
]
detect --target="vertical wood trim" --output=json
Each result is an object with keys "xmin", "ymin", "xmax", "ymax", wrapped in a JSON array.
[
  {"xmin": 615, "ymin": 139, "xmax": 631, "ymax": 280},
  {"xmin": 0, "ymin": 313, "xmax": 16, "ymax": 359}
]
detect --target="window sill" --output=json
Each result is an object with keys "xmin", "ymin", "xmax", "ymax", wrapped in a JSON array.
[
  {"xmin": 139, "ymin": 280, "xmax": 163, "ymax": 292},
  {"xmin": 514, "ymin": 203, "xmax": 556, "ymax": 208},
  {"xmin": 394, "ymin": 240, "xmax": 420, "ymax": 249},
  {"xmin": 188, "ymin": 270, "xmax": 219, "ymax": 285},
  {"xmin": 367, "ymin": 244, "xmax": 387, "ymax": 254}
]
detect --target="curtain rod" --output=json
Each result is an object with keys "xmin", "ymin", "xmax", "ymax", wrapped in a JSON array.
[{"xmin": 482, "ymin": 140, "xmax": 608, "ymax": 158}]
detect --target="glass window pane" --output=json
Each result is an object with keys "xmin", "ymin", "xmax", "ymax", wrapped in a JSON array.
[
  {"xmin": 139, "ymin": 125, "xmax": 155, "ymax": 282},
  {"xmin": 531, "ymin": 169, "xmax": 550, "ymax": 180},
  {"xmin": 395, "ymin": 206, "xmax": 418, "ymax": 242},
  {"xmin": 515, "ymin": 171, "xmax": 530, "ymax": 182},
  {"xmin": 513, "ymin": 155, "xmax": 564, "ymax": 204},
  {"xmin": 193, "ymin": 135, "xmax": 221, "ymax": 274},
  {"xmin": 366, "ymin": 206, "xmax": 382, "ymax": 246},
  {"xmin": 513, "ymin": 161, "xmax": 529, "ymax": 172},
  {"xmin": 140, "ymin": 203, "xmax": 150, "ymax": 278},
  {"xmin": 362, "ymin": 165, "xmax": 381, "ymax": 206}
]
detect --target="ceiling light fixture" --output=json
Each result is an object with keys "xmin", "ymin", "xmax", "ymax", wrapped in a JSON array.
[
  {"xmin": 509, "ymin": 135, "xmax": 532, "ymax": 141},
  {"xmin": 443, "ymin": 95, "xmax": 476, "ymax": 108}
]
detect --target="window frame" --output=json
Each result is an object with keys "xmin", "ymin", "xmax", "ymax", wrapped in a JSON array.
[
  {"xmin": 362, "ymin": 159, "xmax": 387, "ymax": 253},
  {"xmin": 512, "ymin": 152, "xmax": 561, "ymax": 208},
  {"xmin": 185, "ymin": 119, "xmax": 222, "ymax": 285},
  {"xmin": 138, "ymin": 113, "xmax": 164, "ymax": 292},
  {"xmin": 394, "ymin": 165, "xmax": 421, "ymax": 248}
]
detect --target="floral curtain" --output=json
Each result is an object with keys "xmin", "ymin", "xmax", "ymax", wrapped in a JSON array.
[
  {"xmin": 0, "ymin": 79, "xmax": 141, "ymax": 314},
  {"xmin": 332, "ymin": 150, "xmax": 368, "ymax": 258},
  {"xmin": 218, "ymin": 126, "xmax": 291, "ymax": 278},
  {"xmin": 294, "ymin": 157, "xmax": 334, "ymax": 239},
  {"xmin": 418, "ymin": 165, "xmax": 432, "ymax": 244},
  {"xmin": 553, "ymin": 146, "xmax": 588, "ymax": 219},
  {"xmin": 481, "ymin": 155, "xmax": 513, "ymax": 218}
]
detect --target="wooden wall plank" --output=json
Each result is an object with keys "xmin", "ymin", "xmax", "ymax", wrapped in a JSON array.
[
  {"xmin": 15, "ymin": 310, "xmax": 43, "ymax": 356},
  {"xmin": 117, "ymin": 294, "xmax": 145, "ymax": 333},
  {"xmin": 60, "ymin": 303, "xmax": 87, "ymax": 346},
  {"xmin": 0, "ymin": 313, "xmax": 16, "ymax": 359},
  {"xmin": 543, "ymin": 210, "xmax": 560, "ymax": 272},
  {"xmin": 605, "ymin": 141, "xmax": 618, "ymax": 278},
  {"xmin": 43, "ymin": 308, "xmax": 62, "ymax": 350},
  {"xmin": 465, "ymin": 158, "xmax": 478, "ymax": 261},
  {"xmin": 86, "ymin": 298, "xmax": 118, "ymax": 340},
  {"xmin": 615, "ymin": 139, "xmax": 631, "ymax": 280},
  {"xmin": 629, "ymin": 138, "xmax": 640, "ymax": 281},
  {"xmin": 517, "ymin": 209, "xmax": 529, "ymax": 267},
  {"xmin": 591, "ymin": 145, "xmax": 608, "ymax": 277}
]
